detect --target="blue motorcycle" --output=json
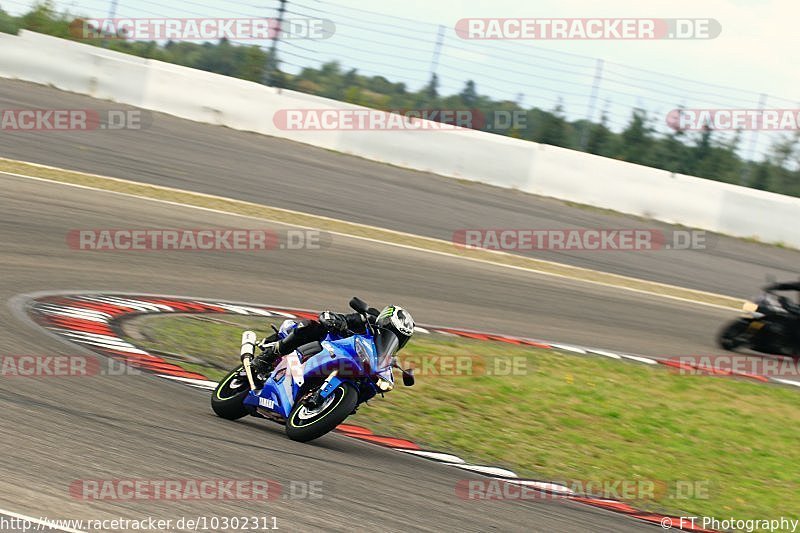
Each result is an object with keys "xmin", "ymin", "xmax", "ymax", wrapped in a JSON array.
[{"xmin": 211, "ymin": 298, "xmax": 415, "ymax": 441}]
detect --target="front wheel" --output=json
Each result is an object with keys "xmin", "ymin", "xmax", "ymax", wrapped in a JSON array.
[
  {"xmin": 717, "ymin": 320, "xmax": 750, "ymax": 351},
  {"xmin": 211, "ymin": 364, "xmax": 250, "ymax": 420},
  {"xmin": 285, "ymin": 383, "xmax": 358, "ymax": 442}
]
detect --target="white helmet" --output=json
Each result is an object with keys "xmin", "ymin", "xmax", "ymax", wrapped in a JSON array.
[{"xmin": 376, "ymin": 305, "xmax": 415, "ymax": 348}]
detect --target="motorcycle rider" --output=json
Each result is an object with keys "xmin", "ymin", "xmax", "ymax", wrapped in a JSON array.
[
  {"xmin": 248, "ymin": 304, "xmax": 415, "ymax": 374},
  {"xmin": 765, "ymin": 280, "xmax": 800, "ymax": 350},
  {"xmin": 765, "ymin": 280, "xmax": 800, "ymax": 305}
]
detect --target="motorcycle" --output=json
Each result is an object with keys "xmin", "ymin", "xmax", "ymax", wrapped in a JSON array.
[
  {"xmin": 717, "ymin": 289, "xmax": 800, "ymax": 357},
  {"xmin": 211, "ymin": 297, "xmax": 415, "ymax": 442}
]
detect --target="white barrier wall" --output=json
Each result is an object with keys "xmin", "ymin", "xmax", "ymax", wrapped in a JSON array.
[{"xmin": 1, "ymin": 31, "xmax": 798, "ymax": 247}]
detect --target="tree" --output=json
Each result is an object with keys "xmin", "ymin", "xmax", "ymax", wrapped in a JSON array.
[
  {"xmin": 652, "ymin": 128, "xmax": 689, "ymax": 174},
  {"xmin": 586, "ymin": 111, "xmax": 612, "ymax": 156},
  {"xmin": 459, "ymin": 80, "xmax": 478, "ymax": 107},
  {"xmin": 688, "ymin": 126, "xmax": 712, "ymax": 173},
  {"xmin": 238, "ymin": 45, "xmax": 268, "ymax": 83},
  {"xmin": 620, "ymin": 108, "xmax": 653, "ymax": 164},
  {"xmin": 535, "ymin": 100, "xmax": 569, "ymax": 147},
  {"xmin": 422, "ymin": 73, "xmax": 439, "ymax": 101},
  {"xmin": 764, "ymin": 134, "xmax": 800, "ymax": 196},
  {"xmin": 749, "ymin": 161, "xmax": 771, "ymax": 191},
  {"xmin": 0, "ymin": 7, "xmax": 19, "ymax": 34},
  {"xmin": 695, "ymin": 130, "xmax": 742, "ymax": 183},
  {"xmin": 20, "ymin": 2, "xmax": 70, "ymax": 38}
]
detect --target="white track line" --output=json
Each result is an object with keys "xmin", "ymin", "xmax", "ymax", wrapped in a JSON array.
[
  {"xmin": 158, "ymin": 374, "xmax": 218, "ymax": 389},
  {"xmin": 770, "ymin": 378, "xmax": 800, "ymax": 388},
  {"xmin": 0, "ymin": 170, "xmax": 743, "ymax": 313}
]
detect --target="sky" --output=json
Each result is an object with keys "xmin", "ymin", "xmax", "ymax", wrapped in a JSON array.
[
  {"xmin": 354, "ymin": 0, "xmax": 798, "ymax": 101},
  {"xmin": 3, "ymin": 0, "xmax": 798, "ymax": 157}
]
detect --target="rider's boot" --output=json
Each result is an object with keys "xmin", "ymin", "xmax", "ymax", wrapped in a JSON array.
[{"xmin": 250, "ymin": 340, "xmax": 281, "ymax": 375}]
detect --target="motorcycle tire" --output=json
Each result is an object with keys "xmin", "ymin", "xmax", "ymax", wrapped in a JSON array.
[
  {"xmin": 717, "ymin": 320, "xmax": 750, "ymax": 351},
  {"xmin": 285, "ymin": 382, "xmax": 358, "ymax": 442},
  {"xmin": 211, "ymin": 364, "xmax": 250, "ymax": 420}
]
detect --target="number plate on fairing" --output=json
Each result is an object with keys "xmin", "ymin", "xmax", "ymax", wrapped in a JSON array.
[{"xmin": 259, "ymin": 397, "xmax": 276, "ymax": 409}]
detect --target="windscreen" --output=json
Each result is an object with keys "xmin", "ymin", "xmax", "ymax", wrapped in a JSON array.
[{"xmin": 373, "ymin": 327, "xmax": 400, "ymax": 370}]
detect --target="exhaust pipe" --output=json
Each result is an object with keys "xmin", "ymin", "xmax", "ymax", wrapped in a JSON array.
[{"xmin": 240, "ymin": 330, "xmax": 258, "ymax": 391}]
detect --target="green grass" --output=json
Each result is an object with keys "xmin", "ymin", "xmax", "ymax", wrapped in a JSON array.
[{"xmin": 126, "ymin": 314, "xmax": 799, "ymax": 522}]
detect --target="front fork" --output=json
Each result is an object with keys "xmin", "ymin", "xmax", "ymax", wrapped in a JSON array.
[{"xmin": 306, "ymin": 370, "xmax": 341, "ymax": 408}]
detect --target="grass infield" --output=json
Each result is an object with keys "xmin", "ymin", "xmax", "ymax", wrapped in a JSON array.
[{"xmin": 125, "ymin": 313, "xmax": 799, "ymax": 522}]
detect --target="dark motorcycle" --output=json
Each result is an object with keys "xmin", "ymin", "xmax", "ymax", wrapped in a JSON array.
[{"xmin": 717, "ymin": 290, "xmax": 800, "ymax": 357}]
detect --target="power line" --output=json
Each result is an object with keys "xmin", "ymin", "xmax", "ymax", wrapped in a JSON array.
[
  {"xmin": 287, "ymin": 10, "xmax": 440, "ymax": 42},
  {"xmin": 602, "ymin": 59, "xmax": 771, "ymax": 100},
  {"xmin": 163, "ymin": 0, "xmax": 263, "ymax": 17},
  {"xmin": 291, "ymin": 0, "xmax": 440, "ymax": 33},
  {"xmin": 286, "ymin": 41, "xmax": 438, "ymax": 72},
  {"xmin": 280, "ymin": 46, "xmax": 429, "ymax": 78},
  {"xmin": 132, "ymin": 0, "xmax": 211, "ymax": 18},
  {"xmin": 436, "ymin": 62, "xmax": 589, "ymax": 100}
]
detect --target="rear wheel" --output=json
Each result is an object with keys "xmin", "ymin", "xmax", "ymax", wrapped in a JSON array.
[
  {"xmin": 211, "ymin": 364, "xmax": 250, "ymax": 420},
  {"xmin": 285, "ymin": 382, "xmax": 358, "ymax": 442},
  {"xmin": 757, "ymin": 331, "xmax": 796, "ymax": 357}
]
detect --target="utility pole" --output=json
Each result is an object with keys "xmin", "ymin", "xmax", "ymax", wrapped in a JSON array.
[
  {"xmin": 107, "ymin": 0, "xmax": 119, "ymax": 19},
  {"xmin": 579, "ymin": 58, "xmax": 604, "ymax": 150},
  {"xmin": 101, "ymin": 0, "xmax": 119, "ymax": 48},
  {"xmin": 738, "ymin": 93, "xmax": 768, "ymax": 186},
  {"xmin": 264, "ymin": 0, "xmax": 287, "ymax": 86},
  {"xmin": 427, "ymin": 24, "xmax": 446, "ymax": 87}
]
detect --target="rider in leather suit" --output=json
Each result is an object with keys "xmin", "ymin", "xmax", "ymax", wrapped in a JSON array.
[
  {"xmin": 249, "ymin": 310, "xmax": 365, "ymax": 373},
  {"xmin": 765, "ymin": 280, "xmax": 800, "ymax": 350},
  {"xmin": 247, "ymin": 300, "xmax": 415, "ymax": 374}
]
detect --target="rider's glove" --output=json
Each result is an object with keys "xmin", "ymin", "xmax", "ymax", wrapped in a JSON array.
[{"xmin": 319, "ymin": 310, "xmax": 347, "ymax": 333}]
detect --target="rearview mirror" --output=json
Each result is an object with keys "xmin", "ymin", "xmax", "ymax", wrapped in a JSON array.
[
  {"xmin": 402, "ymin": 368, "xmax": 415, "ymax": 386},
  {"xmin": 349, "ymin": 297, "xmax": 369, "ymax": 314}
]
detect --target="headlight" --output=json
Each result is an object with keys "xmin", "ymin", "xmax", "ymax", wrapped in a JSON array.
[
  {"xmin": 377, "ymin": 377, "xmax": 394, "ymax": 392},
  {"xmin": 355, "ymin": 338, "xmax": 369, "ymax": 365}
]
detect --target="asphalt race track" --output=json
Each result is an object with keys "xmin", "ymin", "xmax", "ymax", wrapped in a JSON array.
[
  {"xmin": 0, "ymin": 78, "xmax": 784, "ymax": 532},
  {"xmin": 0, "ymin": 174, "xmax": 735, "ymax": 531},
  {"xmin": 0, "ymin": 79, "xmax": 798, "ymax": 298}
]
